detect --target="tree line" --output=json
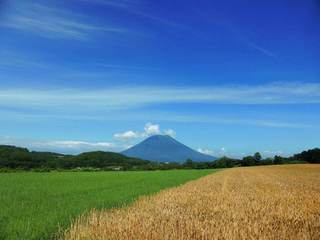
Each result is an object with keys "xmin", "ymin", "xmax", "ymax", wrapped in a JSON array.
[
  {"xmin": 0, "ymin": 145, "xmax": 150, "ymax": 171},
  {"xmin": 0, "ymin": 145, "xmax": 319, "ymax": 172}
]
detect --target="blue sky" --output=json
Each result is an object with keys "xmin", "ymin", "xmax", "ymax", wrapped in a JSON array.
[{"xmin": 0, "ymin": 0, "xmax": 319, "ymax": 157}]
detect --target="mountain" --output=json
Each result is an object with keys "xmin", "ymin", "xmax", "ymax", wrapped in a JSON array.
[{"xmin": 122, "ymin": 135, "xmax": 216, "ymax": 163}]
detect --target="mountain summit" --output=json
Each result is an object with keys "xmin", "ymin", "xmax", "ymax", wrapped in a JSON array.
[{"xmin": 121, "ymin": 135, "xmax": 216, "ymax": 163}]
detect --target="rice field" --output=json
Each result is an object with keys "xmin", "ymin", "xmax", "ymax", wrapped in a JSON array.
[
  {"xmin": 65, "ymin": 164, "xmax": 320, "ymax": 240},
  {"xmin": 0, "ymin": 169, "xmax": 215, "ymax": 240}
]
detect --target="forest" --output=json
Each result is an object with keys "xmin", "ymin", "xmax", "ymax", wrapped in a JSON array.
[{"xmin": 0, "ymin": 145, "xmax": 319, "ymax": 171}]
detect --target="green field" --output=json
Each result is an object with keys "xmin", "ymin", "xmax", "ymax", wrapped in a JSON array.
[{"xmin": 0, "ymin": 169, "xmax": 216, "ymax": 240}]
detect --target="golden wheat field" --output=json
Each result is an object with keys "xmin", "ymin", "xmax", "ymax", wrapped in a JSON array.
[{"xmin": 65, "ymin": 165, "xmax": 320, "ymax": 240}]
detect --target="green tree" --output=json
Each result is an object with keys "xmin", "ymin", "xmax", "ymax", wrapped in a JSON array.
[
  {"xmin": 242, "ymin": 156, "xmax": 256, "ymax": 166},
  {"xmin": 254, "ymin": 152, "xmax": 262, "ymax": 161},
  {"xmin": 294, "ymin": 148, "xmax": 320, "ymax": 163},
  {"xmin": 273, "ymin": 155, "xmax": 283, "ymax": 165},
  {"xmin": 253, "ymin": 152, "xmax": 262, "ymax": 165},
  {"xmin": 183, "ymin": 159, "xmax": 195, "ymax": 169},
  {"xmin": 214, "ymin": 156, "xmax": 238, "ymax": 168}
]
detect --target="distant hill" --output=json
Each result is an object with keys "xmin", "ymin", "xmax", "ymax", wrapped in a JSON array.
[
  {"xmin": 0, "ymin": 144, "xmax": 318, "ymax": 170},
  {"xmin": 0, "ymin": 145, "xmax": 150, "ymax": 170},
  {"xmin": 74, "ymin": 151, "xmax": 150, "ymax": 168},
  {"xmin": 122, "ymin": 135, "xmax": 216, "ymax": 162}
]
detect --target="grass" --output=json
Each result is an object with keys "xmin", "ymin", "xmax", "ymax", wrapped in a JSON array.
[
  {"xmin": 0, "ymin": 169, "xmax": 216, "ymax": 240},
  {"xmin": 65, "ymin": 165, "xmax": 320, "ymax": 240}
]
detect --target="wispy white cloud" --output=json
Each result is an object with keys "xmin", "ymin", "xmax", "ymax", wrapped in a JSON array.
[
  {"xmin": 0, "ymin": 107, "xmax": 316, "ymax": 130},
  {"xmin": 82, "ymin": 0, "xmax": 188, "ymax": 31},
  {"xmin": 81, "ymin": 0, "xmax": 139, "ymax": 9},
  {"xmin": 122, "ymin": 144, "xmax": 134, "ymax": 150},
  {"xmin": 197, "ymin": 147, "xmax": 249, "ymax": 158},
  {"xmin": 197, "ymin": 148, "xmax": 214, "ymax": 155},
  {"xmin": 0, "ymin": 49, "xmax": 49, "ymax": 69},
  {"xmin": 197, "ymin": 147, "xmax": 289, "ymax": 159},
  {"xmin": 1, "ymin": 82, "xmax": 320, "ymax": 111},
  {"xmin": 166, "ymin": 116, "xmax": 315, "ymax": 129},
  {"xmin": 195, "ymin": 9, "xmax": 277, "ymax": 58},
  {"xmin": 163, "ymin": 129, "xmax": 176, "ymax": 138},
  {"xmin": 1, "ymin": 3, "xmax": 130, "ymax": 40},
  {"xmin": 245, "ymin": 41, "xmax": 276, "ymax": 58},
  {"xmin": 114, "ymin": 130, "xmax": 139, "ymax": 141},
  {"xmin": 0, "ymin": 136, "xmax": 116, "ymax": 154},
  {"xmin": 35, "ymin": 140, "xmax": 114, "ymax": 149},
  {"xmin": 263, "ymin": 150, "xmax": 284, "ymax": 156},
  {"xmin": 97, "ymin": 63, "xmax": 159, "ymax": 71},
  {"xmin": 0, "ymin": 83, "xmax": 319, "ymax": 129}
]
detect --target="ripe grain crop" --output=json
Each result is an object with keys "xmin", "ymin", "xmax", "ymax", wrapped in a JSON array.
[{"xmin": 65, "ymin": 165, "xmax": 320, "ymax": 240}]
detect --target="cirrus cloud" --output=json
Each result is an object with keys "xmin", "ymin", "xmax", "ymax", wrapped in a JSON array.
[
  {"xmin": 1, "ymin": 2, "xmax": 131, "ymax": 40},
  {"xmin": 1, "ymin": 82, "xmax": 320, "ymax": 113}
]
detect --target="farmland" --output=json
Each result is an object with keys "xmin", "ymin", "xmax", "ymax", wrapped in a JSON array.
[
  {"xmin": 0, "ymin": 169, "xmax": 215, "ymax": 239},
  {"xmin": 66, "ymin": 165, "xmax": 320, "ymax": 240}
]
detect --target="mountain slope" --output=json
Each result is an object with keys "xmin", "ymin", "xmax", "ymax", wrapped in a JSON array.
[{"xmin": 122, "ymin": 135, "xmax": 216, "ymax": 162}]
